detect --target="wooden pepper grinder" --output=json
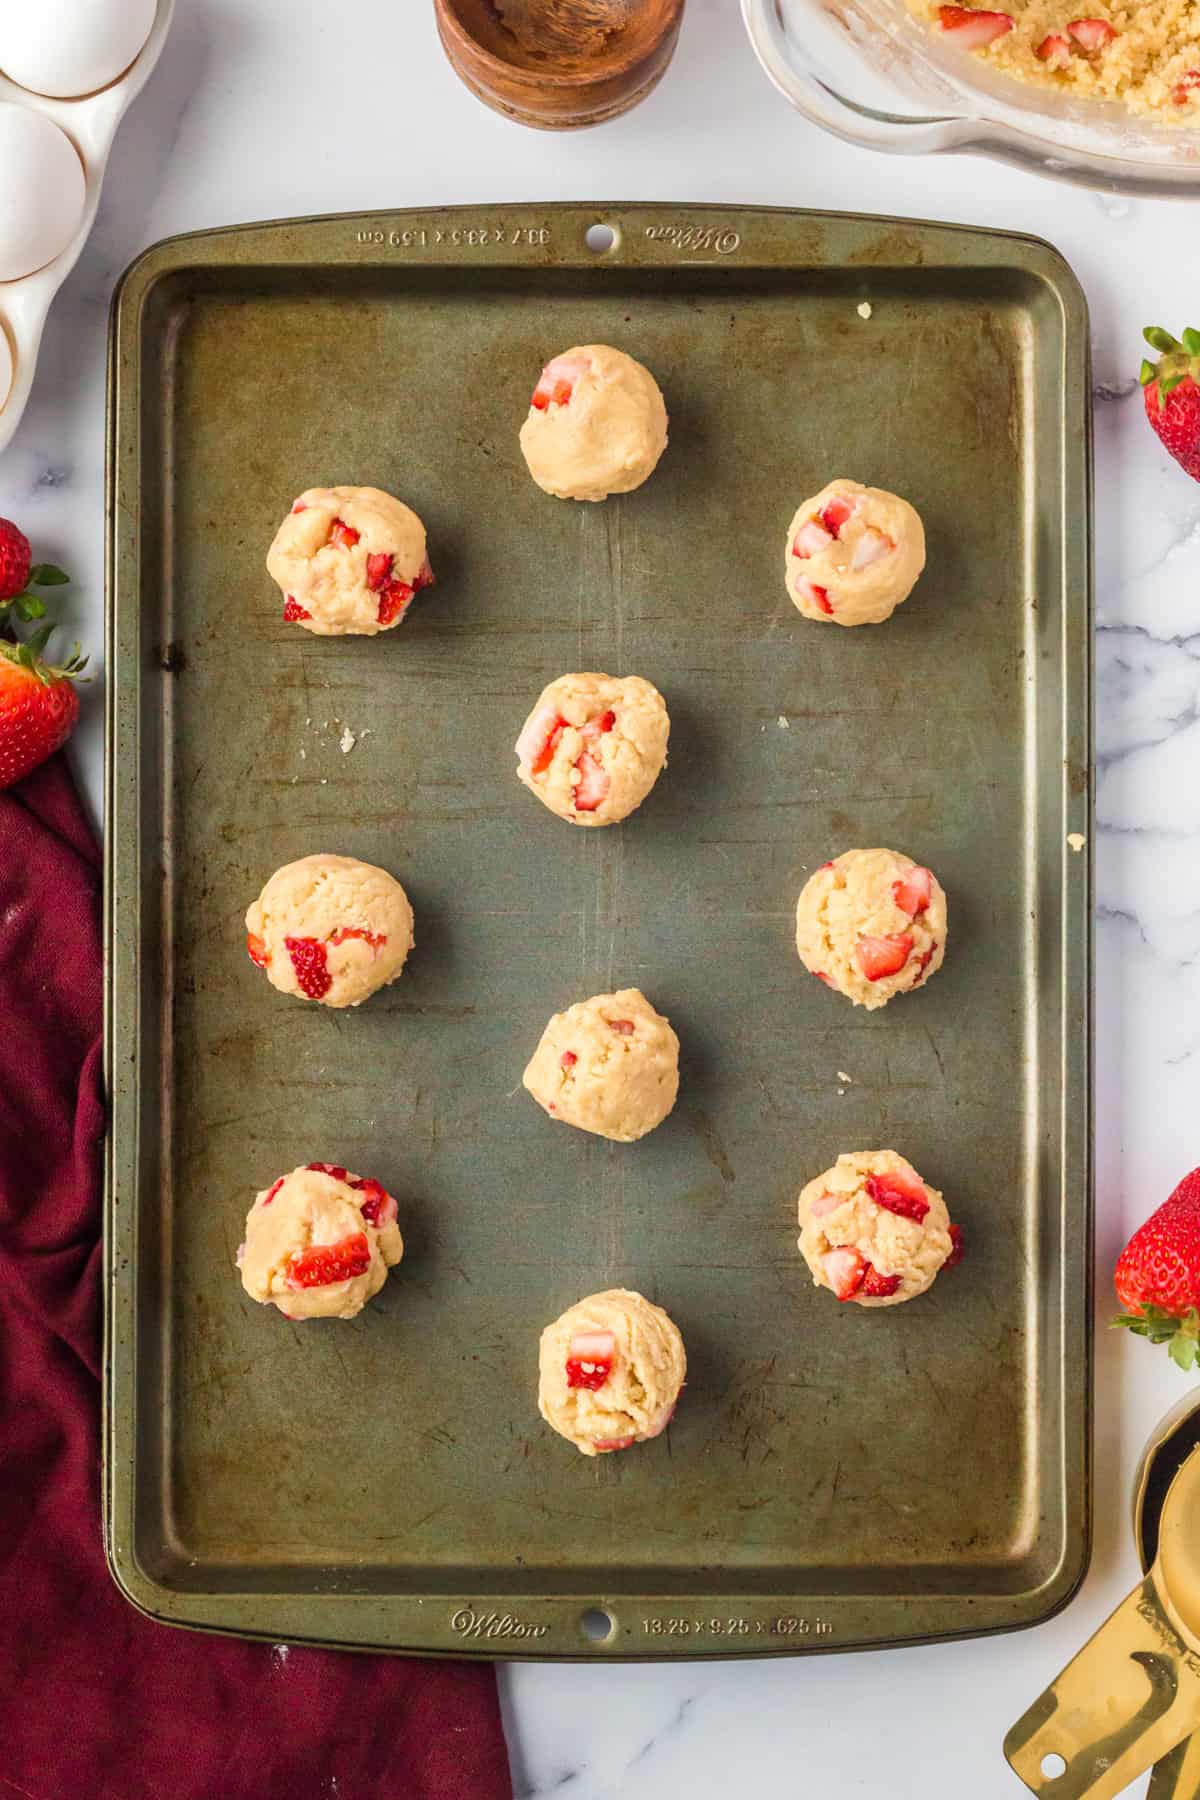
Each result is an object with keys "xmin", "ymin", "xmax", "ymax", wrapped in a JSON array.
[{"xmin": 434, "ymin": 0, "xmax": 686, "ymax": 129}]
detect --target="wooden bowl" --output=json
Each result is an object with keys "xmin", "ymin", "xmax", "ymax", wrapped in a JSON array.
[{"xmin": 434, "ymin": 0, "xmax": 686, "ymax": 130}]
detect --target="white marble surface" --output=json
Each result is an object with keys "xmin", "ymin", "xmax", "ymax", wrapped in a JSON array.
[{"xmin": 6, "ymin": 1, "xmax": 1199, "ymax": 1794}]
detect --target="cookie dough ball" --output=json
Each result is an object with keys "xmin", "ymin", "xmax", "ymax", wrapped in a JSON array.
[
  {"xmin": 538, "ymin": 1288, "xmax": 685, "ymax": 1456},
  {"xmin": 246, "ymin": 853, "xmax": 414, "ymax": 1008},
  {"xmin": 785, "ymin": 478, "xmax": 925, "ymax": 626},
  {"xmin": 266, "ymin": 484, "xmax": 433, "ymax": 635},
  {"xmin": 519, "ymin": 345, "xmax": 668, "ymax": 502},
  {"xmin": 796, "ymin": 848, "xmax": 946, "ymax": 1010},
  {"xmin": 798, "ymin": 1150, "xmax": 959, "ymax": 1308},
  {"xmin": 515, "ymin": 672, "xmax": 669, "ymax": 828},
  {"xmin": 237, "ymin": 1162, "xmax": 404, "ymax": 1321},
  {"xmin": 523, "ymin": 988, "xmax": 679, "ymax": 1143}
]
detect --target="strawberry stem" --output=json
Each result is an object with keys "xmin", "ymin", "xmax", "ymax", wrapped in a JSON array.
[{"xmin": 1113, "ymin": 1304, "xmax": 1200, "ymax": 1371}]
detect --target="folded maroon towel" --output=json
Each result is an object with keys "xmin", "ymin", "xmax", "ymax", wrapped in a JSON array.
[{"xmin": 0, "ymin": 755, "xmax": 512, "ymax": 1800}]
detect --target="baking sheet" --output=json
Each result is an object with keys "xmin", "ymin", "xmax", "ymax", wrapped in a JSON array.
[{"xmin": 104, "ymin": 203, "xmax": 1092, "ymax": 1658}]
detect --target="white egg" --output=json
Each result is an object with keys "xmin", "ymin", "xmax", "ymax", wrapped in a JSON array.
[
  {"xmin": 0, "ymin": 324, "xmax": 12, "ymax": 413},
  {"xmin": 0, "ymin": 105, "xmax": 86, "ymax": 281},
  {"xmin": 0, "ymin": 0, "xmax": 157, "ymax": 99}
]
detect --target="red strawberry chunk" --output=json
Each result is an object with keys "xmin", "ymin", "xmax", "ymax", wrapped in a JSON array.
[
  {"xmin": 282, "ymin": 596, "xmax": 311, "ymax": 622},
  {"xmin": 856, "ymin": 932, "xmax": 913, "ymax": 980},
  {"xmin": 378, "ymin": 578, "xmax": 416, "ymax": 628},
  {"xmin": 328, "ymin": 518, "xmax": 360, "ymax": 549},
  {"xmin": 560, "ymin": 1050, "xmax": 578, "ymax": 1070},
  {"xmin": 797, "ymin": 576, "xmax": 834, "ymax": 615},
  {"xmin": 861, "ymin": 1262, "xmax": 903, "ymax": 1298},
  {"xmin": 354, "ymin": 1178, "xmax": 397, "ymax": 1227},
  {"xmin": 821, "ymin": 495, "xmax": 857, "ymax": 536},
  {"xmin": 946, "ymin": 1223, "xmax": 965, "ymax": 1268},
  {"xmin": 1036, "ymin": 30, "xmax": 1072, "ymax": 61},
  {"xmin": 823, "ymin": 1247, "xmax": 866, "ymax": 1301},
  {"xmin": 809, "ymin": 1192, "xmax": 841, "ymax": 1219},
  {"xmin": 286, "ymin": 1230, "xmax": 371, "ymax": 1289},
  {"xmin": 328, "ymin": 926, "xmax": 387, "ymax": 952},
  {"xmin": 285, "ymin": 935, "xmax": 332, "ymax": 999},
  {"xmin": 1067, "ymin": 16, "xmax": 1116, "ymax": 48},
  {"xmin": 567, "ymin": 1330, "xmax": 616, "ymax": 1389},
  {"xmin": 813, "ymin": 970, "xmax": 835, "ymax": 987},
  {"xmin": 582, "ymin": 708, "xmax": 616, "ymax": 739},
  {"xmin": 415, "ymin": 557, "xmax": 435, "ymax": 590},
  {"xmin": 262, "ymin": 1177, "xmax": 285, "ymax": 1207},
  {"xmin": 307, "ymin": 1162, "xmax": 349, "ymax": 1182},
  {"xmin": 531, "ymin": 353, "xmax": 588, "ymax": 411},
  {"xmin": 365, "ymin": 552, "xmax": 393, "ymax": 592},
  {"xmin": 291, "ymin": 499, "xmax": 308, "ymax": 513},
  {"xmin": 893, "ymin": 865, "xmax": 933, "ymax": 916},
  {"xmin": 916, "ymin": 947, "xmax": 936, "ymax": 978},
  {"xmin": 594, "ymin": 1436, "xmax": 636, "ymax": 1452},
  {"xmin": 1173, "ymin": 69, "xmax": 1200, "ymax": 102},
  {"xmin": 609, "ymin": 1019, "xmax": 635, "ymax": 1035},
  {"xmin": 793, "ymin": 519, "xmax": 834, "ymax": 558},
  {"xmin": 866, "ymin": 1169, "xmax": 931, "ymax": 1223},
  {"xmin": 851, "ymin": 528, "xmax": 893, "ymax": 570},
  {"xmin": 534, "ymin": 722, "xmax": 567, "ymax": 775},
  {"xmin": 246, "ymin": 932, "xmax": 270, "ymax": 967},
  {"xmin": 572, "ymin": 748, "xmax": 610, "ymax": 812},
  {"xmin": 937, "ymin": 4, "xmax": 1015, "ymax": 44}
]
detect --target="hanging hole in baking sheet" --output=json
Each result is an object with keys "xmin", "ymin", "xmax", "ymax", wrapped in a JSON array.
[
  {"xmin": 580, "ymin": 1607, "xmax": 614, "ymax": 1641},
  {"xmin": 1040, "ymin": 1753, "xmax": 1067, "ymax": 1780},
  {"xmin": 585, "ymin": 223, "xmax": 617, "ymax": 254}
]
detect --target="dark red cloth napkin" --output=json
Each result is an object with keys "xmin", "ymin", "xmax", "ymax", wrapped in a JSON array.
[{"xmin": 0, "ymin": 755, "xmax": 513, "ymax": 1800}]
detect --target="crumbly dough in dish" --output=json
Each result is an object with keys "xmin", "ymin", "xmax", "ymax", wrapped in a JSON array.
[
  {"xmin": 799, "ymin": 1151, "xmax": 958, "ymax": 1308},
  {"xmin": 538, "ymin": 1288, "xmax": 686, "ymax": 1455},
  {"xmin": 919, "ymin": 0, "xmax": 1200, "ymax": 119},
  {"xmin": 238, "ymin": 1163, "xmax": 404, "ymax": 1321},
  {"xmin": 246, "ymin": 853, "xmax": 414, "ymax": 1008},
  {"xmin": 523, "ymin": 988, "xmax": 680, "ymax": 1143},
  {"xmin": 796, "ymin": 848, "xmax": 946, "ymax": 1010},
  {"xmin": 266, "ymin": 484, "xmax": 433, "ymax": 635},
  {"xmin": 785, "ymin": 478, "xmax": 925, "ymax": 626},
  {"xmin": 515, "ymin": 672, "xmax": 669, "ymax": 828},
  {"xmin": 519, "ymin": 344, "xmax": 669, "ymax": 502}
]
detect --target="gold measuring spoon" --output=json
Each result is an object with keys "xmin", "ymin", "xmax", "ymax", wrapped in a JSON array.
[
  {"xmin": 1006, "ymin": 1444, "xmax": 1200, "ymax": 1799},
  {"xmin": 1135, "ymin": 1396, "xmax": 1200, "ymax": 1800}
]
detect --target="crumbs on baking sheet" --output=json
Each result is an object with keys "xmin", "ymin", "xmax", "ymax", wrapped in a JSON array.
[
  {"xmin": 1067, "ymin": 832, "xmax": 1087, "ymax": 853},
  {"xmin": 856, "ymin": 301, "xmax": 873, "ymax": 319}
]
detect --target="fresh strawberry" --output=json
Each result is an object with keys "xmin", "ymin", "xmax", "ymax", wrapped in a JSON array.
[
  {"xmin": 609, "ymin": 1019, "xmax": 635, "ymax": 1035},
  {"xmin": 582, "ymin": 708, "xmax": 616, "ymax": 739},
  {"xmin": 531, "ymin": 353, "xmax": 589, "ymax": 411},
  {"xmin": 572, "ymin": 748, "xmax": 610, "ymax": 811},
  {"xmin": 861, "ymin": 1263, "xmax": 903, "ymax": 1298},
  {"xmin": 246, "ymin": 932, "xmax": 270, "ymax": 967},
  {"xmin": 823, "ymin": 1247, "xmax": 866, "ymax": 1300},
  {"xmin": 1066, "ymin": 16, "xmax": 1116, "ymax": 48},
  {"xmin": 937, "ymin": 5, "xmax": 1015, "ymax": 45},
  {"xmin": 365, "ymin": 552, "xmax": 393, "ymax": 592},
  {"xmin": 262, "ymin": 1177, "xmax": 286, "ymax": 1207},
  {"xmin": 0, "ymin": 627, "xmax": 87, "ymax": 791},
  {"xmin": 809, "ymin": 1192, "xmax": 841, "ymax": 1218},
  {"xmin": 0, "ymin": 518, "xmax": 31, "ymax": 600},
  {"xmin": 856, "ymin": 932, "xmax": 913, "ymax": 981},
  {"xmin": 282, "ymin": 596, "xmax": 311, "ymax": 622},
  {"xmin": 593, "ymin": 1436, "xmax": 636, "ymax": 1452},
  {"xmin": 793, "ymin": 519, "xmax": 834, "ymax": 558},
  {"xmin": 307, "ymin": 1162, "xmax": 350, "ymax": 1181},
  {"xmin": 946, "ymin": 1223, "xmax": 965, "ymax": 1267},
  {"xmin": 1140, "ymin": 327, "xmax": 1200, "ymax": 485},
  {"xmin": 291, "ymin": 499, "xmax": 308, "ymax": 513},
  {"xmin": 328, "ymin": 926, "xmax": 386, "ymax": 952},
  {"xmin": 285, "ymin": 935, "xmax": 332, "ymax": 1000},
  {"xmin": 1114, "ymin": 1167, "xmax": 1200, "ymax": 1368},
  {"xmin": 821, "ymin": 495, "xmax": 857, "ymax": 536},
  {"xmin": 355, "ymin": 1179, "xmax": 398, "ymax": 1227},
  {"xmin": 560, "ymin": 1050, "xmax": 578, "ymax": 1069},
  {"xmin": 867, "ymin": 1168, "xmax": 930, "ymax": 1223},
  {"xmin": 797, "ymin": 576, "xmax": 834, "ymax": 615},
  {"xmin": 286, "ymin": 1231, "xmax": 371, "ymax": 1289},
  {"xmin": 328, "ymin": 519, "xmax": 360, "ymax": 549},
  {"xmin": 812, "ymin": 970, "xmax": 835, "ymax": 987},
  {"xmin": 1036, "ymin": 30, "xmax": 1072, "ymax": 61},
  {"xmin": 851, "ymin": 529, "xmax": 893, "ymax": 569},
  {"xmin": 916, "ymin": 947, "xmax": 936, "ymax": 978},
  {"xmin": 893, "ymin": 865, "xmax": 933, "ymax": 915},
  {"xmin": 567, "ymin": 1330, "xmax": 616, "ymax": 1390},
  {"xmin": 378, "ymin": 577, "xmax": 415, "ymax": 628},
  {"xmin": 1174, "ymin": 69, "xmax": 1200, "ymax": 104}
]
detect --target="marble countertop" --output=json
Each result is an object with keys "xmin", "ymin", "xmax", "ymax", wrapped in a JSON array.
[{"xmin": 7, "ymin": 1, "xmax": 1198, "ymax": 1794}]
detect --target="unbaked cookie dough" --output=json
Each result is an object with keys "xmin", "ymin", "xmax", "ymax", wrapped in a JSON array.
[
  {"xmin": 785, "ymin": 478, "xmax": 925, "ymax": 626},
  {"xmin": 798, "ymin": 1150, "xmax": 960, "ymax": 1307},
  {"xmin": 515, "ymin": 672, "xmax": 669, "ymax": 828},
  {"xmin": 266, "ymin": 484, "xmax": 433, "ymax": 635},
  {"xmin": 523, "ymin": 988, "xmax": 680, "ymax": 1143},
  {"xmin": 538, "ymin": 1288, "xmax": 686, "ymax": 1455},
  {"xmin": 796, "ymin": 848, "xmax": 947, "ymax": 1009},
  {"xmin": 238, "ymin": 1162, "xmax": 404, "ymax": 1321},
  {"xmin": 519, "ymin": 344, "xmax": 668, "ymax": 502},
  {"xmin": 246, "ymin": 853, "xmax": 414, "ymax": 1007},
  {"xmin": 919, "ymin": 0, "xmax": 1200, "ymax": 121}
]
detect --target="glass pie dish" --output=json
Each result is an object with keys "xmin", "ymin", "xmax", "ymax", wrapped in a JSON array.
[{"xmin": 742, "ymin": 0, "xmax": 1200, "ymax": 194}]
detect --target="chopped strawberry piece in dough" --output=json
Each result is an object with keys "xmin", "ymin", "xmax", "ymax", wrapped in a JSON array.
[
  {"xmin": 1173, "ymin": 68, "xmax": 1200, "ymax": 101},
  {"xmin": 282, "ymin": 597, "xmax": 311, "ymax": 622},
  {"xmin": 377, "ymin": 578, "xmax": 415, "ymax": 628},
  {"xmin": 262, "ymin": 1177, "xmax": 285, "ymax": 1207},
  {"xmin": 821, "ymin": 495, "xmax": 857, "ymax": 536},
  {"xmin": 793, "ymin": 519, "xmax": 835, "ymax": 558},
  {"xmin": 937, "ymin": 4, "xmax": 1015, "ymax": 45},
  {"xmin": 593, "ymin": 1436, "xmax": 636, "ymax": 1452},
  {"xmin": 1036, "ymin": 30, "xmax": 1072, "ymax": 61},
  {"xmin": 861, "ymin": 1263, "xmax": 903, "ymax": 1298},
  {"xmin": 851, "ymin": 528, "xmax": 893, "ymax": 570},
  {"xmin": 560, "ymin": 1050, "xmax": 578, "ymax": 1070},
  {"xmin": 946, "ymin": 1223, "xmax": 966, "ymax": 1267},
  {"xmin": 517, "ymin": 704, "xmax": 568, "ymax": 775},
  {"xmin": 566, "ymin": 1329, "xmax": 616, "ymax": 1390},
  {"xmin": 246, "ymin": 932, "xmax": 270, "ymax": 967},
  {"xmin": 328, "ymin": 926, "xmax": 387, "ymax": 952},
  {"xmin": 1066, "ymin": 16, "xmax": 1116, "ymax": 48},
  {"xmin": 291, "ymin": 500, "xmax": 307, "ymax": 513},
  {"xmin": 809, "ymin": 1192, "xmax": 841, "ymax": 1219},
  {"xmin": 285, "ymin": 935, "xmax": 332, "ymax": 1000},
  {"xmin": 813, "ymin": 970, "xmax": 835, "ymax": 987},
  {"xmin": 354, "ymin": 1179, "xmax": 398, "ymax": 1226},
  {"xmin": 531, "ymin": 353, "xmax": 589, "ymax": 411},
  {"xmin": 365, "ymin": 552, "xmax": 393, "ymax": 592},
  {"xmin": 892, "ymin": 865, "xmax": 933, "ymax": 915},
  {"xmin": 416, "ymin": 558, "xmax": 435, "ymax": 590},
  {"xmin": 572, "ymin": 748, "xmax": 610, "ymax": 812},
  {"xmin": 797, "ymin": 577, "xmax": 834, "ymax": 615},
  {"xmin": 866, "ymin": 1169, "xmax": 931, "ymax": 1223},
  {"xmin": 916, "ymin": 947, "xmax": 936, "ymax": 978},
  {"xmin": 609, "ymin": 1019, "xmax": 635, "ymax": 1035},
  {"xmin": 286, "ymin": 1230, "xmax": 371, "ymax": 1289},
  {"xmin": 582, "ymin": 709, "xmax": 616, "ymax": 740},
  {"xmin": 329, "ymin": 518, "xmax": 360, "ymax": 550},
  {"xmin": 823, "ymin": 1247, "xmax": 866, "ymax": 1301},
  {"xmin": 855, "ymin": 932, "xmax": 913, "ymax": 981}
]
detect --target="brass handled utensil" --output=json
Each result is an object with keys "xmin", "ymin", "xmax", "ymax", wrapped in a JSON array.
[
  {"xmin": 1136, "ymin": 1396, "xmax": 1200, "ymax": 1800},
  {"xmin": 1006, "ymin": 1445, "xmax": 1200, "ymax": 1799}
]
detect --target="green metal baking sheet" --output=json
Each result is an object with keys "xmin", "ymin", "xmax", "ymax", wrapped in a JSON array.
[{"xmin": 104, "ymin": 203, "xmax": 1093, "ymax": 1658}]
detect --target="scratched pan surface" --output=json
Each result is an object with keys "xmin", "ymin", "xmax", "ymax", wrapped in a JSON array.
[{"xmin": 104, "ymin": 204, "xmax": 1092, "ymax": 1658}]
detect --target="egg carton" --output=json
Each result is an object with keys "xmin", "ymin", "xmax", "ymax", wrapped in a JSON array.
[{"xmin": 0, "ymin": 0, "xmax": 174, "ymax": 456}]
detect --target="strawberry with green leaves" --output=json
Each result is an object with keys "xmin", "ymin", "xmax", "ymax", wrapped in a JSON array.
[
  {"xmin": 1140, "ymin": 327, "xmax": 1200, "ymax": 485},
  {"xmin": 1114, "ymin": 1167, "xmax": 1200, "ymax": 1370},
  {"xmin": 0, "ymin": 624, "xmax": 88, "ymax": 790},
  {"xmin": 0, "ymin": 516, "xmax": 69, "ymax": 622}
]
